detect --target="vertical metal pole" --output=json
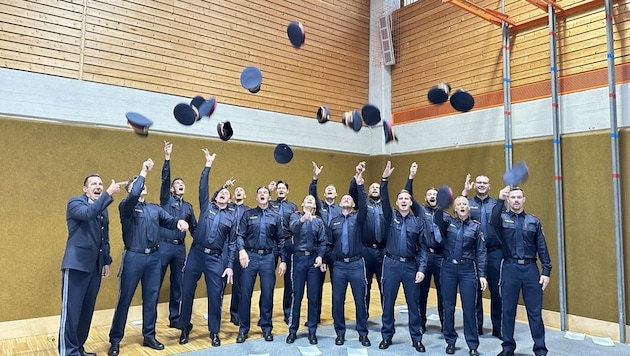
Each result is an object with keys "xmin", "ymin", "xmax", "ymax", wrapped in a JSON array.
[
  {"xmin": 547, "ymin": 5, "xmax": 567, "ymax": 332},
  {"xmin": 604, "ymin": 0, "xmax": 627, "ymax": 343},
  {"xmin": 501, "ymin": 0, "xmax": 512, "ymax": 169}
]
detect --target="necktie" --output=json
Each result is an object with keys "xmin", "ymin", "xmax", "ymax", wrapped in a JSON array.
[
  {"xmin": 279, "ymin": 201, "xmax": 285, "ymax": 228},
  {"xmin": 341, "ymin": 218, "xmax": 349, "ymax": 255},
  {"xmin": 399, "ymin": 217, "xmax": 407, "ymax": 256},
  {"xmin": 208, "ymin": 210, "xmax": 221, "ymax": 245},
  {"xmin": 326, "ymin": 204, "xmax": 332, "ymax": 226},
  {"xmin": 305, "ymin": 219, "xmax": 312, "ymax": 251},
  {"xmin": 515, "ymin": 214, "xmax": 525, "ymax": 258},
  {"xmin": 258, "ymin": 210, "xmax": 267, "ymax": 248},
  {"xmin": 432, "ymin": 221, "xmax": 443, "ymax": 244},
  {"xmin": 480, "ymin": 202, "xmax": 488, "ymax": 238},
  {"xmin": 374, "ymin": 204, "xmax": 382, "ymax": 242},
  {"xmin": 454, "ymin": 223, "xmax": 464, "ymax": 260}
]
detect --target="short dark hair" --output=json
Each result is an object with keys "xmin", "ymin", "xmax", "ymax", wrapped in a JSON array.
[
  {"xmin": 256, "ymin": 186, "xmax": 269, "ymax": 194},
  {"xmin": 83, "ymin": 173, "xmax": 100, "ymax": 186},
  {"xmin": 397, "ymin": 189, "xmax": 411, "ymax": 197},
  {"xmin": 171, "ymin": 177, "xmax": 184, "ymax": 186},
  {"xmin": 510, "ymin": 186, "xmax": 524, "ymax": 194},
  {"xmin": 276, "ymin": 180, "xmax": 289, "ymax": 189}
]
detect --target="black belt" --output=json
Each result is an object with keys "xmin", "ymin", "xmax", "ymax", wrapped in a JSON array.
[
  {"xmin": 364, "ymin": 243, "xmax": 385, "ymax": 249},
  {"xmin": 126, "ymin": 246, "xmax": 158, "ymax": 254},
  {"xmin": 193, "ymin": 244, "xmax": 222, "ymax": 255},
  {"xmin": 386, "ymin": 252, "xmax": 415, "ymax": 263},
  {"xmin": 161, "ymin": 238, "xmax": 184, "ymax": 245},
  {"xmin": 336, "ymin": 255, "xmax": 362, "ymax": 263},
  {"xmin": 504, "ymin": 257, "xmax": 537, "ymax": 265},
  {"xmin": 446, "ymin": 258, "xmax": 474, "ymax": 265},
  {"xmin": 294, "ymin": 250, "xmax": 315, "ymax": 256},
  {"xmin": 246, "ymin": 248, "xmax": 273, "ymax": 255},
  {"xmin": 487, "ymin": 246, "xmax": 501, "ymax": 252},
  {"xmin": 428, "ymin": 247, "xmax": 443, "ymax": 254}
]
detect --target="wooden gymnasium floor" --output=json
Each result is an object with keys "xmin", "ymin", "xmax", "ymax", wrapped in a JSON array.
[{"xmin": 1, "ymin": 281, "xmax": 415, "ymax": 355}]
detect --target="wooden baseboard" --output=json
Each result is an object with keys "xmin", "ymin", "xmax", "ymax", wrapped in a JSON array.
[{"xmin": 1, "ymin": 290, "xmax": 629, "ymax": 343}]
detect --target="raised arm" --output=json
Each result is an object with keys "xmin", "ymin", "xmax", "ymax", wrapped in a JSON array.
[
  {"xmin": 119, "ymin": 159, "xmax": 152, "ymax": 217},
  {"xmin": 489, "ymin": 186, "xmax": 509, "ymax": 229},
  {"xmin": 381, "ymin": 161, "xmax": 394, "ymax": 226},
  {"xmin": 199, "ymin": 148, "xmax": 216, "ymax": 215},
  {"xmin": 160, "ymin": 141, "xmax": 172, "ymax": 206},
  {"xmin": 356, "ymin": 173, "xmax": 368, "ymax": 225},
  {"xmin": 348, "ymin": 161, "xmax": 365, "ymax": 204}
]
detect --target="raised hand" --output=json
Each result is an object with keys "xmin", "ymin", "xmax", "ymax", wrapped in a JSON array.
[
  {"xmin": 382, "ymin": 160, "xmax": 395, "ymax": 179},
  {"xmin": 164, "ymin": 141, "xmax": 172, "ymax": 159},
  {"xmin": 409, "ymin": 161, "xmax": 418, "ymax": 179},
  {"xmin": 202, "ymin": 148, "xmax": 216, "ymax": 166},
  {"xmin": 268, "ymin": 180, "xmax": 277, "ymax": 192},
  {"xmin": 312, "ymin": 161, "xmax": 323, "ymax": 178},
  {"xmin": 142, "ymin": 158, "xmax": 154, "ymax": 173}
]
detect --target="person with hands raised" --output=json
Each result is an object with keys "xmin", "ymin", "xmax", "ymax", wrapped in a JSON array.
[
  {"xmin": 404, "ymin": 162, "xmax": 446, "ymax": 333},
  {"xmin": 490, "ymin": 186, "xmax": 551, "ymax": 356},
  {"xmin": 59, "ymin": 175, "xmax": 126, "ymax": 356},
  {"xmin": 107, "ymin": 158, "xmax": 190, "ymax": 356},
  {"xmin": 308, "ymin": 160, "xmax": 341, "ymax": 324},
  {"xmin": 285, "ymin": 194, "xmax": 329, "ymax": 345},
  {"xmin": 328, "ymin": 167, "xmax": 369, "ymax": 347},
  {"xmin": 178, "ymin": 149, "xmax": 238, "ymax": 347},
  {"xmin": 234, "ymin": 184, "xmax": 286, "ymax": 343},
  {"xmin": 377, "ymin": 161, "xmax": 429, "ymax": 354},
  {"xmin": 434, "ymin": 193, "xmax": 487, "ymax": 356},
  {"xmin": 462, "ymin": 173, "xmax": 504, "ymax": 338},
  {"xmin": 158, "ymin": 141, "xmax": 197, "ymax": 330},
  {"xmin": 349, "ymin": 160, "xmax": 388, "ymax": 319}
]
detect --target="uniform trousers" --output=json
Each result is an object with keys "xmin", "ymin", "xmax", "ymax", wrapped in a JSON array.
[
  {"xmin": 500, "ymin": 261, "xmax": 548, "ymax": 356},
  {"xmin": 380, "ymin": 256, "xmax": 423, "ymax": 343},
  {"xmin": 315, "ymin": 256, "xmax": 334, "ymax": 321},
  {"xmin": 282, "ymin": 239, "xmax": 294, "ymax": 321},
  {"xmin": 239, "ymin": 252, "xmax": 276, "ymax": 334},
  {"xmin": 418, "ymin": 250, "xmax": 444, "ymax": 329},
  {"xmin": 288, "ymin": 253, "xmax": 323, "ymax": 335},
  {"xmin": 362, "ymin": 245, "xmax": 384, "ymax": 318},
  {"xmin": 476, "ymin": 248, "xmax": 503, "ymax": 334},
  {"xmin": 158, "ymin": 241, "xmax": 185, "ymax": 325},
  {"xmin": 59, "ymin": 266, "xmax": 102, "ymax": 356},
  {"xmin": 179, "ymin": 247, "xmax": 224, "ymax": 333},
  {"xmin": 227, "ymin": 257, "xmax": 242, "ymax": 322},
  {"xmin": 441, "ymin": 259, "xmax": 480, "ymax": 350},
  {"xmin": 109, "ymin": 251, "xmax": 161, "ymax": 343},
  {"xmin": 331, "ymin": 258, "xmax": 368, "ymax": 338}
]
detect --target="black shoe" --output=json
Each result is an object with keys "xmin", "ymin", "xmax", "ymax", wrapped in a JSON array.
[
  {"xmin": 230, "ymin": 315, "xmax": 240, "ymax": 326},
  {"xmin": 308, "ymin": 333, "xmax": 318, "ymax": 345},
  {"xmin": 82, "ymin": 352, "xmax": 96, "ymax": 356},
  {"xmin": 210, "ymin": 332, "xmax": 221, "ymax": 347},
  {"xmin": 470, "ymin": 350, "xmax": 479, "ymax": 356},
  {"xmin": 263, "ymin": 331, "xmax": 274, "ymax": 341},
  {"xmin": 359, "ymin": 335, "xmax": 371, "ymax": 347},
  {"xmin": 107, "ymin": 343, "xmax": 119, "ymax": 356},
  {"xmin": 236, "ymin": 332, "xmax": 248, "ymax": 343},
  {"xmin": 497, "ymin": 351, "xmax": 515, "ymax": 356},
  {"xmin": 446, "ymin": 344, "xmax": 456, "ymax": 354},
  {"xmin": 378, "ymin": 339, "xmax": 392, "ymax": 349},
  {"xmin": 414, "ymin": 340, "xmax": 426, "ymax": 353},
  {"xmin": 142, "ymin": 337, "xmax": 164, "ymax": 350},
  {"xmin": 286, "ymin": 332, "xmax": 296, "ymax": 344},
  {"xmin": 179, "ymin": 325, "xmax": 193, "ymax": 344},
  {"xmin": 335, "ymin": 335, "xmax": 345, "ymax": 345},
  {"xmin": 492, "ymin": 331, "xmax": 503, "ymax": 340}
]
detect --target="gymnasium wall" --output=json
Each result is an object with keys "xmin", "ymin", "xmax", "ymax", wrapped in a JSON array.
[{"xmin": 0, "ymin": 0, "xmax": 370, "ymax": 121}]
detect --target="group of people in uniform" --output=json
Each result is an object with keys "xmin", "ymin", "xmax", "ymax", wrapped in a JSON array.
[{"xmin": 58, "ymin": 142, "xmax": 552, "ymax": 356}]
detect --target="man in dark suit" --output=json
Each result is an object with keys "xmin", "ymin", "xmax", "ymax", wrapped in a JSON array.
[{"xmin": 58, "ymin": 174, "xmax": 126, "ymax": 356}]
